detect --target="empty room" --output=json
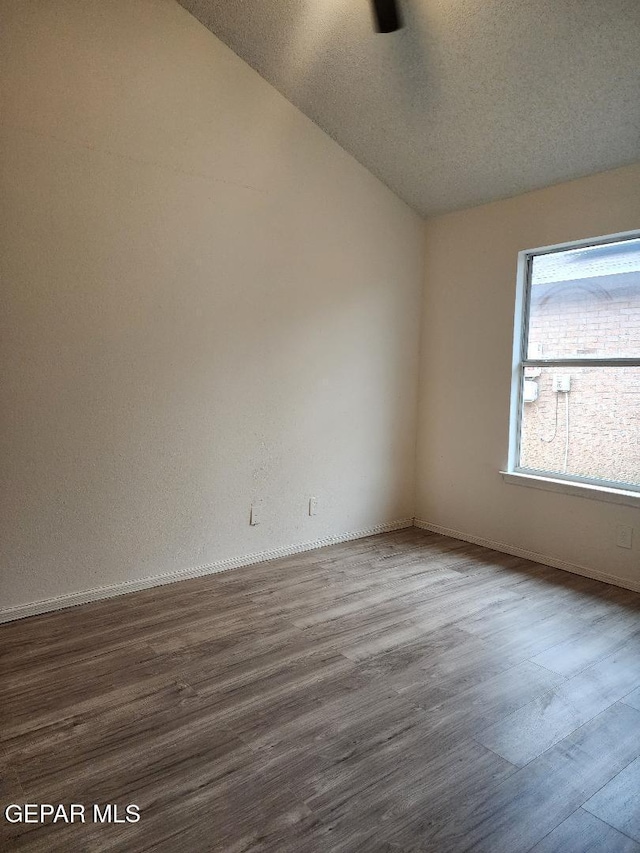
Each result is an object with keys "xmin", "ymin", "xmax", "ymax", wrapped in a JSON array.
[{"xmin": 1, "ymin": 0, "xmax": 640, "ymax": 850}]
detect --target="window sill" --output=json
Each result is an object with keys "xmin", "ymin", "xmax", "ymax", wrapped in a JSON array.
[{"xmin": 500, "ymin": 471, "xmax": 640, "ymax": 508}]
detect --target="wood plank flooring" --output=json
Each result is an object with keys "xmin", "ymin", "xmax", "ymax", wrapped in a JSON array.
[{"xmin": 1, "ymin": 527, "xmax": 640, "ymax": 852}]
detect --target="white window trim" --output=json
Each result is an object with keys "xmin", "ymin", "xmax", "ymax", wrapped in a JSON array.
[
  {"xmin": 500, "ymin": 471, "xmax": 640, "ymax": 508},
  {"xmin": 506, "ymin": 228, "xmax": 640, "ymax": 503}
]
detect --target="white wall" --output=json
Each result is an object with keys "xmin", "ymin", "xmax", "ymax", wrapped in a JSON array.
[
  {"xmin": 0, "ymin": 0, "xmax": 424, "ymax": 614},
  {"xmin": 416, "ymin": 163, "xmax": 640, "ymax": 590}
]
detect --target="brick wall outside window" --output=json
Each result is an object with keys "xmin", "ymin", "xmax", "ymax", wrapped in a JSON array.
[{"xmin": 519, "ymin": 273, "xmax": 640, "ymax": 486}]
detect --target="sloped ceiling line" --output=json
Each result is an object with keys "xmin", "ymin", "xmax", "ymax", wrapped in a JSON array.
[{"xmin": 178, "ymin": 0, "xmax": 640, "ymax": 216}]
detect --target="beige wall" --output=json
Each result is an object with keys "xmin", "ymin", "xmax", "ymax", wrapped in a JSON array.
[
  {"xmin": 0, "ymin": 0, "xmax": 424, "ymax": 613},
  {"xmin": 416, "ymin": 163, "xmax": 640, "ymax": 589},
  {"xmin": 2, "ymin": 0, "xmax": 636, "ymax": 618}
]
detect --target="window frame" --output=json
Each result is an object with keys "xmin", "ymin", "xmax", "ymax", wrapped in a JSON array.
[{"xmin": 506, "ymin": 229, "xmax": 640, "ymax": 497}]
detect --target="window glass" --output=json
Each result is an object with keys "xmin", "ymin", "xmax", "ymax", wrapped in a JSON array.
[
  {"xmin": 519, "ymin": 365, "xmax": 640, "ymax": 486},
  {"xmin": 527, "ymin": 238, "xmax": 640, "ymax": 360}
]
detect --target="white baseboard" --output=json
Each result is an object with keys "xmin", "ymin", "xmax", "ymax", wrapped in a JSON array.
[
  {"xmin": 0, "ymin": 518, "xmax": 414, "ymax": 624},
  {"xmin": 413, "ymin": 518, "xmax": 640, "ymax": 595},
  {"xmin": 6, "ymin": 515, "xmax": 634, "ymax": 624}
]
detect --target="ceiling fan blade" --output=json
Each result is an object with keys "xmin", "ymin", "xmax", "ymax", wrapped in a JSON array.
[{"xmin": 371, "ymin": 0, "xmax": 402, "ymax": 32}]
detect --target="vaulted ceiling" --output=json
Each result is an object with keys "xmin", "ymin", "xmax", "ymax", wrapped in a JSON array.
[{"xmin": 178, "ymin": 0, "xmax": 640, "ymax": 216}]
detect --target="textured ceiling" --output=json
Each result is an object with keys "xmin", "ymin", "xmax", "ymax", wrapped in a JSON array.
[{"xmin": 178, "ymin": 0, "xmax": 640, "ymax": 216}]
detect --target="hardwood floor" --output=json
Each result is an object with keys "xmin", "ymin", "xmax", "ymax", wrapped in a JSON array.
[{"xmin": 1, "ymin": 527, "xmax": 640, "ymax": 852}]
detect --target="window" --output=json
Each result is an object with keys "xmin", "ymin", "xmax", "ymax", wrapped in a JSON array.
[{"xmin": 507, "ymin": 231, "xmax": 640, "ymax": 498}]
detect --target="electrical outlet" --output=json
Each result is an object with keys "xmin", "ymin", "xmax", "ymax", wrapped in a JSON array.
[
  {"xmin": 616, "ymin": 525, "xmax": 633, "ymax": 549},
  {"xmin": 552, "ymin": 374, "xmax": 571, "ymax": 393},
  {"xmin": 250, "ymin": 504, "xmax": 261, "ymax": 526},
  {"xmin": 309, "ymin": 497, "xmax": 318, "ymax": 516}
]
